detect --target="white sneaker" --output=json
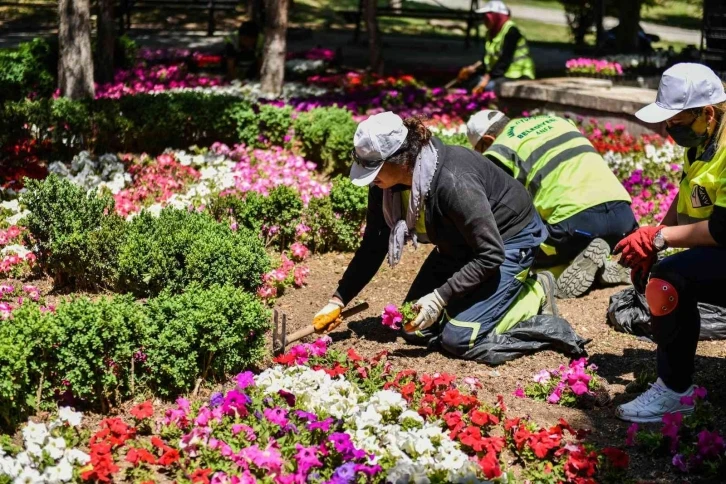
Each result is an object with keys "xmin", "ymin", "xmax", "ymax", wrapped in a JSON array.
[{"xmin": 617, "ymin": 378, "xmax": 695, "ymax": 423}]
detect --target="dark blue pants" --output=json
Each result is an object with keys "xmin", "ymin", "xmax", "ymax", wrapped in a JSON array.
[
  {"xmin": 401, "ymin": 214, "xmax": 547, "ymax": 358},
  {"xmin": 536, "ymin": 201, "xmax": 638, "ymax": 267},
  {"xmin": 650, "ymin": 247, "xmax": 726, "ymax": 392}
]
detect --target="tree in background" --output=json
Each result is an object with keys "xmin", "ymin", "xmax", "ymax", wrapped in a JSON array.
[
  {"xmin": 365, "ymin": 0, "xmax": 383, "ymax": 74},
  {"xmin": 96, "ymin": 0, "xmax": 115, "ymax": 84},
  {"xmin": 558, "ymin": 0, "xmax": 597, "ymax": 47},
  {"xmin": 260, "ymin": 0, "xmax": 289, "ymax": 97},
  {"xmin": 58, "ymin": 0, "xmax": 94, "ymax": 99}
]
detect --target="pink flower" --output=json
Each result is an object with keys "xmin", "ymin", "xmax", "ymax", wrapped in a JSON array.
[
  {"xmin": 533, "ymin": 370, "xmax": 551, "ymax": 384},
  {"xmin": 694, "ymin": 386, "xmax": 707, "ymax": 400},
  {"xmin": 0, "ymin": 284, "xmax": 14, "ymax": 295},
  {"xmin": 626, "ymin": 423, "xmax": 638, "ymax": 446},
  {"xmin": 257, "ymin": 285, "xmax": 277, "ymax": 299},
  {"xmin": 293, "ymin": 266, "xmax": 310, "ymax": 288},
  {"xmin": 290, "ymin": 242, "xmax": 310, "ymax": 261},
  {"xmin": 513, "ymin": 386, "xmax": 525, "ymax": 398},
  {"xmin": 679, "ymin": 395, "xmax": 694, "ymax": 406},
  {"xmin": 547, "ymin": 390, "xmax": 561, "ymax": 404},
  {"xmin": 697, "ymin": 429, "xmax": 725, "ymax": 458},
  {"xmin": 672, "ymin": 453, "xmax": 687, "ymax": 472},
  {"xmin": 381, "ymin": 304, "xmax": 403, "ymax": 330},
  {"xmin": 570, "ymin": 380, "xmax": 589, "ymax": 396},
  {"xmin": 263, "ymin": 407, "xmax": 289, "ymax": 427}
]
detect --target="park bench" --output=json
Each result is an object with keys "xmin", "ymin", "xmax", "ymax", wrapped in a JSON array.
[
  {"xmin": 339, "ymin": 0, "xmax": 481, "ymax": 48},
  {"xmin": 117, "ymin": 0, "xmax": 240, "ymax": 35}
]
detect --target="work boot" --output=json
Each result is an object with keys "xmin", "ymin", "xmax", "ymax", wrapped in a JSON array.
[
  {"xmin": 536, "ymin": 271, "xmax": 559, "ymax": 317},
  {"xmin": 598, "ymin": 258, "xmax": 631, "ymax": 286},
  {"xmin": 556, "ymin": 238, "xmax": 610, "ymax": 299}
]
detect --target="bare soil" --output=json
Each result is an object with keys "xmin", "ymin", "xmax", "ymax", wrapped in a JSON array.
[{"xmin": 274, "ymin": 246, "xmax": 726, "ymax": 483}]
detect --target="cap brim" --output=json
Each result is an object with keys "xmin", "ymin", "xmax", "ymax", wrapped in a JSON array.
[
  {"xmin": 474, "ymin": 7, "xmax": 492, "ymax": 13},
  {"xmin": 350, "ymin": 161, "xmax": 384, "ymax": 187},
  {"xmin": 635, "ymin": 102, "xmax": 683, "ymax": 123}
]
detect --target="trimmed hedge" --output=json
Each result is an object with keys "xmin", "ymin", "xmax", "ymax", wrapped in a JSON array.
[{"xmin": 0, "ymin": 286, "xmax": 269, "ymax": 429}]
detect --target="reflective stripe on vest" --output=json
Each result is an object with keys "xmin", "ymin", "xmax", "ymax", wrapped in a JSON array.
[
  {"xmin": 484, "ymin": 115, "xmax": 631, "ymax": 224},
  {"xmin": 483, "ymin": 20, "xmax": 535, "ymax": 80}
]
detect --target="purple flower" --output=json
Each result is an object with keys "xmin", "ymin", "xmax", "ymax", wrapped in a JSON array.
[
  {"xmin": 294, "ymin": 410, "xmax": 318, "ymax": 422},
  {"xmin": 222, "ymin": 390, "xmax": 250, "ymax": 416},
  {"xmin": 694, "ymin": 386, "xmax": 708, "ymax": 400},
  {"xmin": 331, "ymin": 462, "xmax": 356, "ymax": 483},
  {"xmin": 209, "ymin": 392, "xmax": 224, "ymax": 407},
  {"xmin": 264, "ymin": 407, "xmax": 289, "ymax": 427},
  {"xmin": 626, "ymin": 423, "xmax": 638, "ymax": 446},
  {"xmin": 696, "ymin": 429, "xmax": 725, "ymax": 458},
  {"xmin": 236, "ymin": 371, "xmax": 255, "ymax": 389},
  {"xmin": 328, "ymin": 432, "xmax": 354, "ymax": 454},
  {"xmin": 354, "ymin": 464, "xmax": 382, "ymax": 477},
  {"xmin": 307, "ymin": 417, "xmax": 334, "ymax": 432},
  {"xmin": 672, "ymin": 453, "xmax": 687, "ymax": 472}
]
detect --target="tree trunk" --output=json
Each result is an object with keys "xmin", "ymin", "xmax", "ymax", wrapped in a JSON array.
[
  {"xmin": 58, "ymin": 0, "xmax": 95, "ymax": 99},
  {"xmin": 616, "ymin": 0, "xmax": 642, "ymax": 53},
  {"xmin": 365, "ymin": 0, "xmax": 383, "ymax": 75},
  {"xmin": 97, "ymin": 0, "xmax": 115, "ymax": 84},
  {"xmin": 260, "ymin": 0, "xmax": 288, "ymax": 98}
]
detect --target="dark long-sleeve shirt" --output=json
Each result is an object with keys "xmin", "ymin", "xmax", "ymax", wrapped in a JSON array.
[
  {"xmin": 334, "ymin": 137, "xmax": 535, "ymax": 305},
  {"xmin": 477, "ymin": 26, "xmax": 523, "ymax": 79}
]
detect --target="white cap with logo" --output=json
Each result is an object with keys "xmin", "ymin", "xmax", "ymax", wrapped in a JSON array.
[
  {"xmin": 636, "ymin": 63, "xmax": 726, "ymax": 124},
  {"xmin": 475, "ymin": 0, "xmax": 510, "ymax": 15},
  {"xmin": 349, "ymin": 112, "xmax": 409, "ymax": 187},
  {"xmin": 466, "ymin": 110, "xmax": 506, "ymax": 147}
]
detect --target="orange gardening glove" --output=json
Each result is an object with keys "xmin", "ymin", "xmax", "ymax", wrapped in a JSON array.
[
  {"xmin": 312, "ymin": 300, "xmax": 343, "ymax": 332},
  {"xmin": 613, "ymin": 226, "xmax": 661, "ymax": 269}
]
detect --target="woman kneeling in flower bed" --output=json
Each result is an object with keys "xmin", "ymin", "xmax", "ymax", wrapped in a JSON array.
[{"xmin": 313, "ymin": 112, "xmax": 558, "ymax": 361}]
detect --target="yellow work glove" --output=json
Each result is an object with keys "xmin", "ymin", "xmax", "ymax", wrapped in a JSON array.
[{"xmin": 313, "ymin": 299, "xmax": 344, "ymax": 332}]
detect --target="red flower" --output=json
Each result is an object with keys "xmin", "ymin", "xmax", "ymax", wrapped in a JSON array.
[
  {"xmin": 191, "ymin": 468, "xmax": 213, "ymax": 484},
  {"xmin": 496, "ymin": 395, "xmax": 507, "ymax": 412},
  {"xmin": 400, "ymin": 382, "xmax": 416, "ymax": 399},
  {"xmin": 564, "ymin": 447, "xmax": 598, "ymax": 481},
  {"xmin": 273, "ymin": 353, "xmax": 296, "ymax": 365},
  {"xmin": 504, "ymin": 417, "xmax": 521, "ymax": 432},
  {"xmin": 600, "ymin": 447, "xmax": 629, "ymax": 469},
  {"xmin": 126, "ymin": 448, "xmax": 156, "ymax": 466},
  {"xmin": 443, "ymin": 411, "xmax": 465, "ymax": 439},
  {"xmin": 481, "ymin": 436, "xmax": 506, "ymax": 455},
  {"xmin": 157, "ymin": 448, "xmax": 180, "ymax": 466},
  {"xmin": 324, "ymin": 363, "xmax": 347, "ymax": 378},
  {"xmin": 347, "ymin": 348, "xmax": 363, "ymax": 362},
  {"xmin": 130, "ymin": 401, "xmax": 154, "ymax": 420},
  {"xmin": 528, "ymin": 429, "xmax": 561, "ymax": 459},
  {"xmin": 471, "ymin": 409, "xmax": 499, "ymax": 427},
  {"xmin": 151, "ymin": 436, "xmax": 166, "ymax": 449},
  {"xmin": 478, "ymin": 451, "xmax": 502, "ymax": 479},
  {"xmin": 459, "ymin": 426, "xmax": 486, "ymax": 452}
]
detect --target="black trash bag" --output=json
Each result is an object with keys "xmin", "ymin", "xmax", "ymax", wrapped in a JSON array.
[
  {"xmin": 462, "ymin": 315, "xmax": 589, "ymax": 366},
  {"xmin": 607, "ymin": 287, "xmax": 726, "ymax": 341}
]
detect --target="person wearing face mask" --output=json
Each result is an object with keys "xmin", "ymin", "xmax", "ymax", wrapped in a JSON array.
[
  {"xmin": 614, "ymin": 63, "xmax": 726, "ymax": 423},
  {"xmin": 457, "ymin": 0, "xmax": 535, "ymax": 94},
  {"xmin": 312, "ymin": 112, "xmax": 561, "ymax": 361},
  {"xmin": 466, "ymin": 110, "xmax": 637, "ymax": 298}
]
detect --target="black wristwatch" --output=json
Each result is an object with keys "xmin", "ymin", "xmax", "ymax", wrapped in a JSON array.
[{"xmin": 653, "ymin": 229, "xmax": 668, "ymax": 251}]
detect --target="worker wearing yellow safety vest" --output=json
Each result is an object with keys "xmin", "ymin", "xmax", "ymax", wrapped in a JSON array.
[
  {"xmin": 457, "ymin": 0, "xmax": 535, "ymax": 94},
  {"xmin": 466, "ymin": 110, "xmax": 639, "ymax": 298},
  {"xmin": 614, "ymin": 63, "xmax": 726, "ymax": 423}
]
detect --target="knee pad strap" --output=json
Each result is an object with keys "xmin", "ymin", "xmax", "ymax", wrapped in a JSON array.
[{"xmin": 645, "ymin": 277, "xmax": 679, "ymax": 316}]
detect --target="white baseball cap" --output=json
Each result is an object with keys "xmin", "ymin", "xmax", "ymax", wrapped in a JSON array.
[
  {"xmin": 636, "ymin": 63, "xmax": 726, "ymax": 124},
  {"xmin": 466, "ymin": 110, "xmax": 506, "ymax": 147},
  {"xmin": 350, "ymin": 112, "xmax": 408, "ymax": 187},
  {"xmin": 475, "ymin": 0, "xmax": 510, "ymax": 15}
]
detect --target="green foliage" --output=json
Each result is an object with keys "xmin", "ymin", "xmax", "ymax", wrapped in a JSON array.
[
  {"xmin": 20, "ymin": 175, "xmax": 125, "ymax": 289},
  {"xmin": 209, "ymin": 186, "xmax": 303, "ymax": 249},
  {"xmin": 438, "ymin": 132, "xmax": 471, "ymax": 148},
  {"xmin": 52, "ymin": 295, "xmax": 147, "ymax": 409},
  {"xmin": 117, "ymin": 208, "xmax": 270, "ymax": 297},
  {"xmin": 115, "ymin": 35, "xmax": 139, "ymax": 70},
  {"xmin": 144, "ymin": 284, "xmax": 269, "ymax": 396},
  {"xmin": 0, "ymin": 304, "xmax": 57, "ymax": 430},
  {"xmin": 330, "ymin": 175, "xmax": 368, "ymax": 220},
  {"xmin": 229, "ymin": 103, "xmax": 294, "ymax": 148},
  {"xmin": 0, "ymin": 38, "xmax": 55, "ymax": 102},
  {"xmin": 294, "ymin": 107, "xmax": 357, "ymax": 174},
  {"xmin": 303, "ymin": 196, "xmax": 362, "ymax": 253}
]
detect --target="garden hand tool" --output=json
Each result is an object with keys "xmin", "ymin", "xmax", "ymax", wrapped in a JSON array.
[{"xmin": 272, "ymin": 302, "xmax": 369, "ymax": 355}]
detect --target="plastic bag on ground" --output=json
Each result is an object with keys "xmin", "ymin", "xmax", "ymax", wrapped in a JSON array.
[
  {"xmin": 461, "ymin": 315, "xmax": 589, "ymax": 366},
  {"xmin": 607, "ymin": 287, "xmax": 726, "ymax": 341}
]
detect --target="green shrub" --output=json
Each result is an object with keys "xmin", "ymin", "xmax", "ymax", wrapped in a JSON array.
[
  {"xmin": 117, "ymin": 208, "xmax": 270, "ymax": 297},
  {"xmin": 294, "ymin": 106, "xmax": 357, "ymax": 174},
  {"xmin": 20, "ymin": 175, "xmax": 125, "ymax": 288},
  {"xmin": 230, "ymin": 103, "xmax": 293, "ymax": 148},
  {"xmin": 304, "ymin": 196, "xmax": 362, "ymax": 253},
  {"xmin": 0, "ymin": 304, "xmax": 58, "ymax": 430},
  {"xmin": 51, "ymin": 295, "xmax": 147, "ymax": 410},
  {"xmin": 209, "ymin": 186, "xmax": 303, "ymax": 249},
  {"xmin": 438, "ymin": 132, "xmax": 471, "ymax": 148},
  {"xmin": 0, "ymin": 38, "xmax": 55, "ymax": 102},
  {"xmin": 330, "ymin": 175, "xmax": 368, "ymax": 221},
  {"xmin": 143, "ymin": 283, "xmax": 269, "ymax": 396}
]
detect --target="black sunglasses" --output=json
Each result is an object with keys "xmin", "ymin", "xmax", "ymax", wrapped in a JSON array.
[{"xmin": 350, "ymin": 144, "xmax": 407, "ymax": 168}]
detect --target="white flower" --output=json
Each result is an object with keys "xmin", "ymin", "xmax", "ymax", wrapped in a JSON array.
[
  {"xmin": 42, "ymin": 459, "xmax": 73, "ymax": 483},
  {"xmin": 64, "ymin": 449, "xmax": 90, "ymax": 466},
  {"xmin": 22, "ymin": 422, "xmax": 48, "ymax": 447},
  {"xmin": 58, "ymin": 407, "xmax": 83, "ymax": 427},
  {"xmin": 0, "ymin": 456, "xmax": 22, "ymax": 478},
  {"xmin": 13, "ymin": 467, "xmax": 43, "ymax": 484},
  {"xmin": 43, "ymin": 437, "xmax": 67, "ymax": 460},
  {"xmin": 1, "ymin": 245, "xmax": 30, "ymax": 258}
]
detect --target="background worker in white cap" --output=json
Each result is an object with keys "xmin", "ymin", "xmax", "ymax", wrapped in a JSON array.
[
  {"xmin": 466, "ymin": 110, "xmax": 637, "ymax": 298},
  {"xmin": 313, "ymin": 112, "xmax": 561, "ymax": 362},
  {"xmin": 457, "ymin": 0, "xmax": 535, "ymax": 94},
  {"xmin": 614, "ymin": 63, "xmax": 726, "ymax": 423}
]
